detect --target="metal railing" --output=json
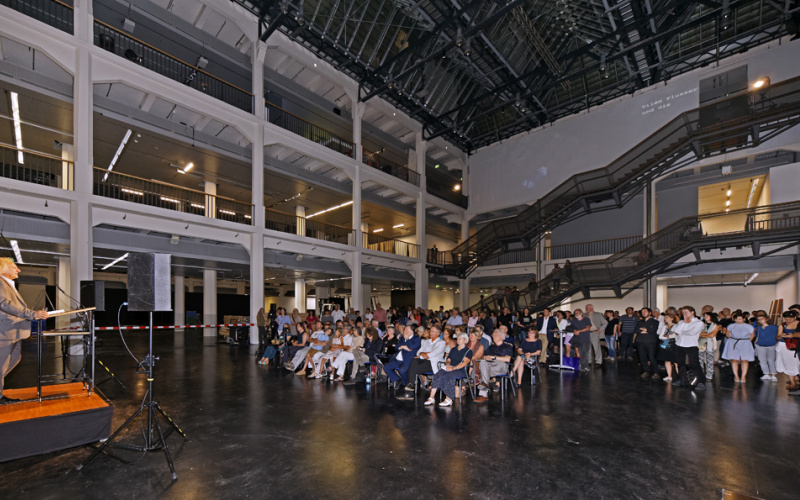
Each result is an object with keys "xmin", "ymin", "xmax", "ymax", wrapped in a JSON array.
[
  {"xmin": 362, "ymin": 148, "xmax": 420, "ymax": 186},
  {"xmin": 0, "ymin": 0, "xmax": 73, "ymax": 34},
  {"xmin": 0, "ymin": 143, "xmax": 73, "ymax": 189},
  {"xmin": 93, "ymin": 20, "xmax": 253, "ymax": 113},
  {"xmin": 436, "ymin": 74, "xmax": 800, "ymax": 277},
  {"xmin": 546, "ymin": 235, "xmax": 642, "ymax": 260},
  {"xmin": 264, "ymin": 208, "xmax": 354, "ymax": 245},
  {"xmin": 481, "ymin": 248, "xmax": 538, "ymax": 267},
  {"xmin": 265, "ymin": 101, "xmax": 355, "ymax": 157},
  {"xmin": 364, "ymin": 232, "xmax": 420, "ymax": 258},
  {"xmin": 93, "ymin": 168, "xmax": 254, "ymax": 224}
]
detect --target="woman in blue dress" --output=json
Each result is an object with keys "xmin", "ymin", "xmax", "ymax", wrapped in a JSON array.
[
  {"xmin": 426, "ymin": 332, "xmax": 473, "ymax": 407},
  {"xmin": 722, "ymin": 313, "xmax": 755, "ymax": 383}
]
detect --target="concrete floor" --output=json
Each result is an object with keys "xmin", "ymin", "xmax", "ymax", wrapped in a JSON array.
[{"xmin": 0, "ymin": 332, "xmax": 798, "ymax": 499}]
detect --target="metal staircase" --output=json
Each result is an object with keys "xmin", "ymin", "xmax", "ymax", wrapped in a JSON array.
[
  {"xmin": 469, "ymin": 201, "xmax": 800, "ymax": 312},
  {"xmin": 429, "ymin": 75, "xmax": 800, "ymax": 278}
]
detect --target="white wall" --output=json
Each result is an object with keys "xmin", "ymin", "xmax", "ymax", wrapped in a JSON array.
[
  {"xmin": 769, "ymin": 162, "xmax": 800, "ymax": 204},
  {"xmin": 776, "ymin": 272, "xmax": 798, "ymax": 307},
  {"xmin": 469, "ymin": 38, "xmax": 800, "ymax": 215},
  {"xmin": 667, "ymin": 284, "xmax": 775, "ymax": 312},
  {"xmin": 427, "ymin": 288, "xmax": 457, "ymax": 311}
]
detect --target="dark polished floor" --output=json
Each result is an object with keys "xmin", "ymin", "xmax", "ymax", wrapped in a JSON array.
[{"xmin": 1, "ymin": 332, "xmax": 798, "ymax": 499}]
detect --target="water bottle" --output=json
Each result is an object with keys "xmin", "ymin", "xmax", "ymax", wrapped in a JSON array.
[{"xmin": 366, "ymin": 372, "xmax": 371, "ymax": 387}]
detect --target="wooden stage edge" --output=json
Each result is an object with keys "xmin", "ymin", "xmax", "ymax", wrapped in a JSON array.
[
  {"xmin": 0, "ymin": 383, "xmax": 111, "ymax": 425},
  {"xmin": 0, "ymin": 383, "xmax": 114, "ymax": 463}
]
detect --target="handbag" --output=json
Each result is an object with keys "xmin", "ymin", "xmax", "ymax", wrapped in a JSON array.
[{"xmin": 786, "ymin": 338, "xmax": 800, "ymax": 350}]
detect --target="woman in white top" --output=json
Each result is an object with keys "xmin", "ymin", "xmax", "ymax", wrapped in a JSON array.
[
  {"xmin": 467, "ymin": 310, "xmax": 479, "ymax": 329},
  {"xmin": 699, "ymin": 312, "xmax": 720, "ymax": 381},
  {"xmin": 555, "ymin": 310, "xmax": 571, "ymax": 357},
  {"xmin": 672, "ymin": 305, "xmax": 705, "ymax": 390},
  {"xmin": 364, "ymin": 308, "xmax": 373, "ymax": 324},
  {"xmin": 332, "ymin": 327, "xmax": 364, "ymax": 381}
]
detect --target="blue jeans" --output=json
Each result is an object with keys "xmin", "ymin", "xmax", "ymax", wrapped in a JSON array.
[{"xmin": 605, "ymin": 335, "xmax": 617, "ymax": 359}]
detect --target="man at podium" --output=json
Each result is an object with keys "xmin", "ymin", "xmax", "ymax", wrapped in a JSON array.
[{"xmin": 0, "ymin": 257, "xmax": 49, "ymax": 404}]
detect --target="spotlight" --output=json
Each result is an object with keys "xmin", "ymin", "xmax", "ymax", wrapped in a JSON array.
[
  {"xmin": 455, "ymin": 27, "xmax": 464, "ymax": 47},
  {"xmin": 753, "ymin": 77, "xmax": 770, "ymax": 89}
]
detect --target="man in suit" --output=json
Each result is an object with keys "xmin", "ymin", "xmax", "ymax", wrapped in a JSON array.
[
  {"xmin": 536, "ymin": 307, "xmax": 558, "ymax": 363},
  {"xmin": 0, "ymin": 258, "xmax": 49, "ymax": 404},
  {"xmin": 384, "ymin": 325, "xmax": 421, "ymax": 391}
]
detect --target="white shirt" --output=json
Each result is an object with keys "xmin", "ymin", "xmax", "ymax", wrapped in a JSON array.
[
  {"xmin": 467, "ymin": 317, "xmax": 478, "ymax": 328},
  {"xmin": 674, "ymin": 317, "xmax": 704, "ymax": 347},
  {"xmin": 342, "ymin": 334, "xmax": 353, "ymax": 347},
  {"xmin": 446, "ymin": 315, "xmax": 463, "ymax": 326},
  {"xmin": 1, "ymin": 276, "xmax": 16, "ymax": 289},
  {"xmin": 331, "ymin": 310, "xmax": 346, "ymax": 323},
  {"xmin": 420, "ymin": 337, "xmax": 447, "ymax": 374}
]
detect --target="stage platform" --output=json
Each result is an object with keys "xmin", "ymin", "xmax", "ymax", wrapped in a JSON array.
[{"xmin": 0, "ymin": 383, "xmax": 113, "ymax": 463}]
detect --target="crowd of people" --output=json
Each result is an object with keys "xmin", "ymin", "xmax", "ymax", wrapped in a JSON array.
[{"xmin": 254, "ymin": 299, "xmax": 800, "ymax": 405}]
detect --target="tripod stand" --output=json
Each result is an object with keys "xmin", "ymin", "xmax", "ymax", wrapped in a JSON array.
[{"xmin": 77, "ymin": 312, "xmax": 186, "ymax": 479}]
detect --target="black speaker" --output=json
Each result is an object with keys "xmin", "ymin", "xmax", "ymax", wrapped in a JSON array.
[
  {"xmin": 80, "ymin": 280, "xmax": 106, "ymax": 311},
  {"xmin": 127, "ymin": 253, "xmax": 172, "ymax": 312}
]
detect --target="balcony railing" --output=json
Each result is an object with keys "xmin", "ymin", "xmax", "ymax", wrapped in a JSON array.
[
  {"xmin": 0, "ymin": 143, "xmax": 73, "ymax": 189},
  {"xmin": 364, "ymin": 233, "xmax": 420, "ymax": 258},
  {"xmin": 546, "ymin": 235, "xmax": 642, "ymax": 260},
  {"xmin": 265, "ymin": 101, "xmax": 355, "ymax": 158},
  {"xmin": 93, "ymin": 20, "xmax": 253, "ymax": 113},
  {"xmin": 0, "ymin": 0, "xmax": 73, "ymax": 34},
  {"xmin": 93, "ymin": 168, "xmax": 253, "ymax": 225},
  {"xmin": 481, "ymin": 248, "xmax": 538, "ymax": 267},
  {"xmin": 362, "ymin": 148, "xmax": 420, "ymax": 186},
  {"xmin": 264, "ymin": 208, "xmax": 354, "ymax": 245}
]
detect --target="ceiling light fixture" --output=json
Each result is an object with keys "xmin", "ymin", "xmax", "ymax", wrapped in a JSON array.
[
  {"xmin": 10, "ymin": 240, "xmax": 23, "ymax": 264},
  {"xmin": 10, "ymin": 92, "xmax": 24, "ymax": 164},
  {"xmin": 160, "ymin": 196, "xmax": 181, "ymax": 204},
  {"xmin": 753, "ymin": 77, "xmax": 770, "ymax": 89},
  {"xmin": 373, "ymin": 228, "xmax": 384, "ymax": 233},
  {"xmin": 454, "ymin": 184, "xmax": 461, "ymax": 191},
  {"xmin": 306, "ymin": 200, "xmax": 353, "ymax": 218},
  {"xmin": 392, "ymin": 223, "xmax": 404, "ymax": 228},
  {"xmin": 102, "ymin": 252, "xmax": 129, "ymax": 271},
  {"xmin": 103, "ymin": 129, "xmax": 133, "ymax": 182},
  {"xmin": 179, "ymin": 162, "xmax": 194, "ymax": 174},
  {"xmin": 727, "ymin": 188, "xmax": 732, "ymax": 196},
  {"xmin": 744, "ymin": 272, "xmax": 759, "ymax": 286},
  {"xmin": 746, "ymin": 178, "xmax": 760, "ymax": 208},
  {"xmin": 121, "ymin": 188, "xmax": 144, "ymax": 196}
]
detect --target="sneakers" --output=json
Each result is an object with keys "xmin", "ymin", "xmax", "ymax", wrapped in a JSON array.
[
  {"xmin": 283, "ymin": 362, "xmax": 295, "ymax": 371},
  {"xmin": 693, "ymin": 383, "xmax": 706, "ymax": 391},
  {"xmin": 663, "ymin": 376, "xmax": 672, "ymax": 382},
  {"xmin": 770, "ymin": 375, "xmax": 778, "ymax": 381},
  {"xmin": 761, "ymin": 374, "xmax": 771, "ymax": 380}
]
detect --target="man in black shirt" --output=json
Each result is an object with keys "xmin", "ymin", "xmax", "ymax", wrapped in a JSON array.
[
  {"xmin": 476, "ymin": 330, "xmax": 514, "ymax": 398},
  {"xmin": 634, "ymin": 308, "xmax": 660, "ymax": 378},
  {"xmin": 498, "ymin": 307, "xmax": 514, "ymax": 331}
]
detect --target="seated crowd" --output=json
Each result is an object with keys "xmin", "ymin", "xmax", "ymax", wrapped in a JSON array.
[{"xmin": 256, "ymin": 300, "xmax": 800, "ymax": 404}]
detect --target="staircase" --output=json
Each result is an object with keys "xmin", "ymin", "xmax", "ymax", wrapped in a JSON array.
[
  {"xmin": 430, "ymin": 75, "xmax": 800, "ymax": 278},
  {"xmin": 468, "ymin": 201, "xmax": 800, "ymax": 312}
]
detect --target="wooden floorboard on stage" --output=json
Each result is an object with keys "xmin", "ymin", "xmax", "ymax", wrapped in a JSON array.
[{"xmin": 0, "ymin": 383, "xmax": 111, "ymax": 425}]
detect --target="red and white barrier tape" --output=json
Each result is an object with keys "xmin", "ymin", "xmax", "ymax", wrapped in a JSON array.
[{"xmin": 93, "ymin": 323, "xmax": 255, "ymax": 331}]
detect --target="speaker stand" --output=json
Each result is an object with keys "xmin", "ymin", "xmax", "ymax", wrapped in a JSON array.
[{"xmin": 77, "ymin": 312, "xmax": 186, "ymax": 479}]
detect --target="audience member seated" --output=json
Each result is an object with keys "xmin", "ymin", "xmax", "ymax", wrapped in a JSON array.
[
  {"xmin": 331, "ymin": 326, "xmax": 364, "ymax": 381},
  {"xmin": 513, "ymin": 330, "xmax": 542, "ymax": 385},
  {"xmin": 399, "ymin": 326, "xmax": 446, "ymax": 399},
  {"xmin": 384, "ymin": 326, "xmax": 421, "ymax": 390},
  {"xmin": 427, "ymin": 332, "xmax": 474, "ymax": 407},
  {"xmin": 475, "ymin": 330, "xmax": 514, "ymax": 401}
]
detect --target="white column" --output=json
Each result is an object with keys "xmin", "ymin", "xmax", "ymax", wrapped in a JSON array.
[
  {"xmin": 459, "ymin": 278, "xmax": 470, "ymax": 310},
  {"xmin": 203, "ymin": 268, "xmax": 217, "ymax": 338},
  {"xmin": 414, "ymin": 262, "xmax": 428, "ymax": 309},
  {"xmin": 352, "ymin": 168, "xmax": 362, "ymax": 247},
  {"xmin": 349, "ymin": 252, "xmax": 363, "ymax": 312},
  {"xmin": 61, "ymin": 143, "xmax": 74, "ymax": 191},
  {"xmin": 361, "ymin": 283, "xmax": 372, "ymax": 313},
  {"xmin": 56, "ymin": 257, "xmax": 71, "ymax": 330},
  {"xmin": 73, "ymin": 0, "xmax": 93, "ymax": 43},
  {"xmin": 250, "ymin": 234, "xmax": 264, "ymax": 344},
  {"xmin": 252, "ymin": 44, "xmax": 266, "ymax": 121},
  {"xmin": 252, "ymin": 125, "xmax": 265, "ymax": 229},
  {"xmin": 205, "ymin": 181, "xmax": 217, "ymax": 218},
  {"xmin": 352, "ymin": 101, "xmax": 364, "ymax": 162},
  {"xmin": 656, "ymin": 282, "xmax": 668, "ymax": 313},
  {"xmin": 69, "ymin": 201, "xmax": 92, "ymax": 303},
  {"xmin": 296, "ymin": 205, "xmax": 306, "ymax": 237},
  {"xmin": 174, "ymin": 274, "xmax": 185, "ymax": 340},
  {"xmin": 295, "ymin": 279, "xmax": 306, "ymax": 313}
]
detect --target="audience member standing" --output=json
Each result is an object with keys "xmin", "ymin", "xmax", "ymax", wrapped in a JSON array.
[
  {"xmin": 633, "ymin": 308, "xmax": 660, "ymax": 379},
  {"xmin": 604, "ymin": 310, "xmax": 619, "ymax": 361},
  {"xmin": 585, "ymin": 304, "xmax": 607, "ymax": 367},
  {"xmin": 753, "ymin": 313, "xmax": 778, "ymax": 381},
  {"xmin": 619, "ymin": 307, "xmax": 639, "ymax": 361},
  {"xmin": 672, "ymin": 306, "xmax": 705, "ymax": 390},
  {"xmin": 722, "ymin": 313, "xmax": 755, "ymax": 383},
  {"xmin": 699, "ymin": 312, "xmax": 720, "ymax": 381},
  {"xmin": 570, "ymin": 309, "xmax": 593, "ymax": 372}
]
